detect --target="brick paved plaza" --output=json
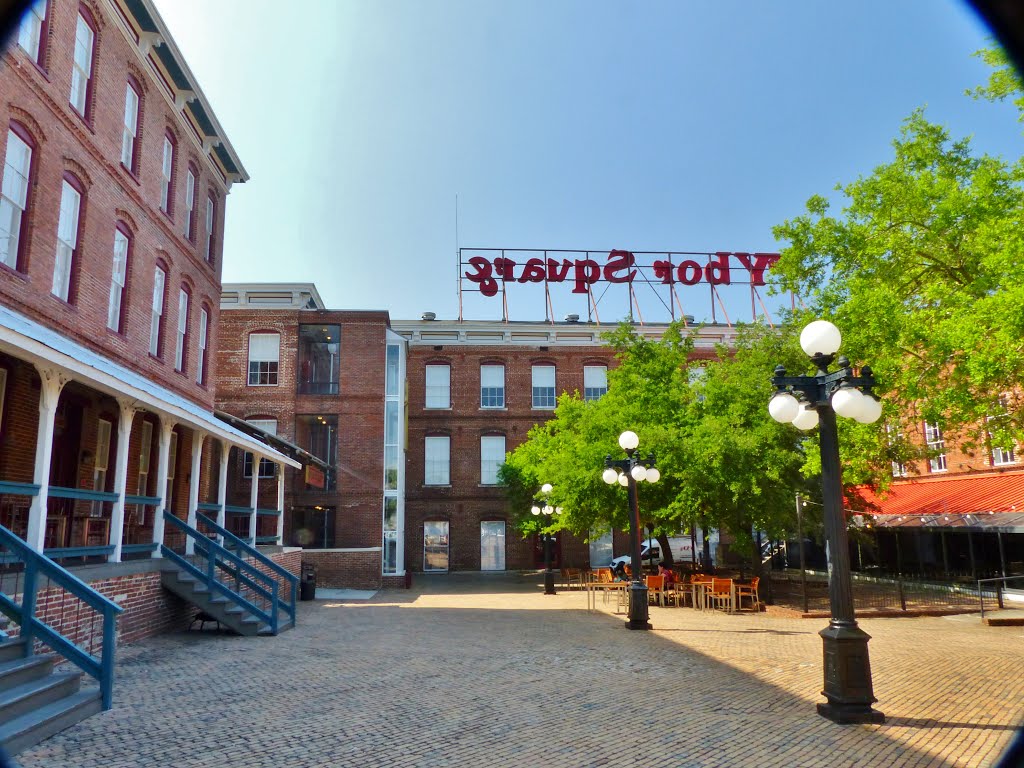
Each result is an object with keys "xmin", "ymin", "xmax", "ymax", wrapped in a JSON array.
[{"xmin": 17, "ymin": 573, "xmax": 1024, "ymax": 768}]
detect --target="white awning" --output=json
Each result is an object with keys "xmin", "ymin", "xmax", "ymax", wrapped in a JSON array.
[{"xmin": 0, "ymin": 305, "xmax": 299, "ymax": 468}]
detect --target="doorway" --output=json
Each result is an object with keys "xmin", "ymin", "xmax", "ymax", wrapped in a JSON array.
[{"xmin": 480, "ymin": 521, "xmax": 505, "ymax": 571}]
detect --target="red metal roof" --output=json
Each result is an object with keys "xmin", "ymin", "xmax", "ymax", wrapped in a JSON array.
[{"xmin": 854, "ymin": 470, "xmax": 1024, "ymax": 517}]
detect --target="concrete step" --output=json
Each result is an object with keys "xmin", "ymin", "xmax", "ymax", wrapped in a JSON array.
[
  {"xmin": 0, "ymin": 655, "xmax": 56, "ymax": 692},
  {"xmin": 0, "ymin": 688, "xmax": 102, "ymax": 755},
  {"xmin": 0, "ymin": 639, "xmax": 28, "ymax": 664},
  {"xmin": 0, "ymin": 671, "xmax": 81, "ymax": 724}
]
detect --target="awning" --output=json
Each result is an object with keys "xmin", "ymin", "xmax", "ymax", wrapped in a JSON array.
[
  {"xmin": 0, "ymin": 306, "xmax": 299, "ymax": 469},
  {"xmin": 854, "ymin": 471, "xmax": 1024, "ymax": 533},
  {"xmin": 215, "ymin": 410, "xmax": 331, "ymax": 473}
]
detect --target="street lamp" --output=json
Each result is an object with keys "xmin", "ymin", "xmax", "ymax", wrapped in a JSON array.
[
  {"xmin": 601, "ymin": 430, "xmax": 660, "ymax": 630},
  {"xmin": 769, "ymin": 319, "xmax": 885, "ymax": 724},
  {"xmin": 531, "ymin": 484, "xmax": 561, "ymax": 595}
]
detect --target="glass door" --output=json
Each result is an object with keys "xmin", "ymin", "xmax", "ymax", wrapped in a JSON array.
[
  {"xmin": 480, "ymin": 521, "xmax": 506, "ymax": 571},
  {"xmin": 424, "ymin": 520, "xmax": 449, "ymax": 572}
]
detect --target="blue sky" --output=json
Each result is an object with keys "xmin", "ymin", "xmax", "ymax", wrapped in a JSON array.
[{"xmin": 157, "ymin": 1, "xmax": 1021, "ymax": 324}]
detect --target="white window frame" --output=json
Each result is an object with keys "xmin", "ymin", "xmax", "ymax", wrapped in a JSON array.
[
  {"xmin": 1, "ymin": 129, "xmax": 32, "ymax": 270},
  {"xmin": 185, "ymin": 170, "xmax": 195, "ymax": 240},
  {"xmin": 243, "ymin": 419, "xmax": 277, "ymax": 479},
  {"xmin": 52, "ymin": 179, "xmax": 81, "ymax": 302},
  {"xmin": 425, "ymin": 364, "xmax": 450, "ymax": 409},
  {"xmin": 160, "ymin": 136, "xmax": 173, "ymax": 213},
  {"xmin": 988, "ymin": 397, "xmax": 1017, "ymax": 467},
  {"xmin": 174, "ymin": 289, "xmax": 189, "ymax": 372},
  {"xmin": 480, "ymin": 364, "xmax": 504, "ymax": 409},
  {"xmin": 107, "ymin": 228, "xmax": 128, "ymax": 332},
  {"xmin": 17, "ymin": 1, "xmax": 45, "ymax": 64},
  {"xmin": 924, "ymin": 422, "xmax": 946, "ymax": 473},
  {"xmin": 0, "ymin": 368, "xmax": 8, "ymax": 433},
  {"xmin": 424, "ymin": 436, "xmax": 450, "ymax": 486},
  {"xmin": 480, "ymin": 435, "xmax": 505, "ymax": 486},
  {"xmin": 531, "ymin": 365, "xmax": 556, "ymax": 409},
  {"xmin": 196, "ymin": 308, "xmax": 208, "ymax": 385},
  {"xmin": 149, "ymin": 267, "xmax": 165, "ymax": 356},
  {"xmin": 165, "ymin": 430, "xmax": 178, "ymax": 511},
  {"xmin": 247, "ymin": 333, "xmax": 280, "ymax": 386},
  {"xmin": 583, "ymin": 365, "xmax": 608, "ymax": 401},
  {"xmin": 886, "ymin": 423, "xmax": 907, "ymax": 478},
  {"xmin": 204, "ymin": 196, "xmax": 215, "ymax": 261},
  {"xmin": 137, "ymin": 420, "xmax": 152, "ymax": 497},
  {"xmin": 423, "ymin": 520, "xmax": 449, "ymax": 572},
  {"xmin": 121, "ymin": 82, "xmax": 139, "ymax": 170},
  {"xmin": 70, "ymin": 13, "xmax": 93, "ymax": 116}
]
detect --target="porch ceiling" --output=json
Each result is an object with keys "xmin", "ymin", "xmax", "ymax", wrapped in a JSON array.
[{"xmin": 0, "ymin": 306, "xmax": 300, "ymax": 468}]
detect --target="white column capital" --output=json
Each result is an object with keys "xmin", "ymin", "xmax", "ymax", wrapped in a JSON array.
[{"xmin": 35, "ymin": 365, "xmax": 69, "ymax": 410}]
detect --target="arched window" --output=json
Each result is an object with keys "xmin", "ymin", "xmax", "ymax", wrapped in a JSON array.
[
  {"xmin": 204, "ymin": 192, "xmax": 217, "ymax": 263},
  {"xmin": 120, "ymin": 76, "xmax": 142, "ymax": 174},
  {"xmin": 52, "ymin": 172, "xmax": 85, "ymax": 303},
  {"xmin": 0, "ymin": 121, "xmax": 37, "ymax": 272},
  {"xmin": 174, "ymin": 283, "xmax": 191, "ymax": 372},
  {"xmin": 184, "ymin": 163, "xmax": 198, "ymax": 241},
  {"xmin": 247, "ymin": 332, "xmax": 280, "ymax": 385},
  {"xmin": 196, "ymin": 303, "xmax": 210, "ymax": 385},
  {"xmin": 160, "ymin": 130, "xmax": 176, "ymax": 215},
  {"xmin": 149, "ymin": 263, "xmax": 167, "ymax": 357},
  {"xmin": 17, "ymin": 0, "xmax": 49, "ymax": 68},
  {"xmin": 70, "ymin": 6, "xmax": 97, "ymax": 121},
  {"xmin": 107, "ymin": 221, "xmax": 132, "ymax": 333}
]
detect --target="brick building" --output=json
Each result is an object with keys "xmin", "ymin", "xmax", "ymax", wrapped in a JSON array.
[
  {"xmin": 0, "ymin": 0, "xmax": 298, "ymax": 636},
  {"xmin": 215, "ymin": 281, "xmax": 739, "ymax": 587}
]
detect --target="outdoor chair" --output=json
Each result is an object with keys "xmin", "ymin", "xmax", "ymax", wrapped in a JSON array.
[
  {"xmin": 736, "ymin": 576, "xmax": 760, "ymax": 611},
  {"xmin": 645, "ymin": 574, "xmax": 666, "ymax": 607},
  {"xmin": 708, "ymin": 577, "xmax": 734, "ymax": 612}
]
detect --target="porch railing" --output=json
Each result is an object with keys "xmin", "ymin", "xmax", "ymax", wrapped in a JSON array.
[
  {"xmin": 0, "ymin": 523, "xmax": 123, "ymax": 709},
  {"xmin": 978, "ymin": 575, "xmax": 1024, "ymax": 620}
]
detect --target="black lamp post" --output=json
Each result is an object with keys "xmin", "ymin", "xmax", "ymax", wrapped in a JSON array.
[
  {"xmin": 602, "ymin": 430, "xmax": 660, "ymax": 631},
  {"xmin": 531, "ymin": 483, "xmax": 560, "ymax": 595},
  {"xmin": 769, "ymin": 319, "xmax": 885, "ymax": 725}
]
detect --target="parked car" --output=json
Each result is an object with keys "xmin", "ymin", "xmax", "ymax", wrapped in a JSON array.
[{"xmin": 609, "ymin": 539, "xmax": 662, "ymax": 570}]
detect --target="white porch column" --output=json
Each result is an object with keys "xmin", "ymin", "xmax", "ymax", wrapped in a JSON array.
[
  {"xmin": 275, "ymin": 464, "xmax": 285, "ymax": 545},
  {"xmin": 185, "ymin": 430, "xmax": 205, "ymax": 556},
  {"xmin": 26, "ymin": 367, "xmax": 69, "ymax": 552},
  {"xmin": 216, "ymin": 442, "xmax": 229, "ymax": 532},
  {"xmin": 249, "ymin": 453, "xmax": 261, "ymax": 545},
  {"xmin": 107, "ymin": 399, "xmax": 137, "ymax": 563},
  {"xmin": 150, "ymin": 419, "xmax": 176, "ymax": 556}
]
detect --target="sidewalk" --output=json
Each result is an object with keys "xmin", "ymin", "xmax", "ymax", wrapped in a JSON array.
[{"xmin": 16, "ymin": 572, "xmax": 1023, "ymax": 767}]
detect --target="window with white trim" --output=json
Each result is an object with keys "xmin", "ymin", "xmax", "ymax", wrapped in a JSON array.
[
  {"xmin": 107, "ymin": 227, "xmax": 129, "ymax": 332},
  {"xmin": 17, "ymin": 0, "xmax": 46, "ymax": 65},
  {"xmin": 425, "ymin": 364, "xmax": 450, "ymax": 409},
  {"xmin": 160, "ymin": 135, "xmax": 174, "ymax": 214},
  {"xmin": 204, "ymin": 195, "xmax": 216, "ymax": 262},
  {"xmin": 532, "ymin": 365, "xmax": 556, "ymax": 409},
  {"xmin": 1, "ymin": 129, "xmax": 32, "ymax": 270},
  {"xmin": 149, "ymin": 266, "xmax": 166, "ymax": 357},
  {"xmin": 583, "ymin": 365, "xmax": 608, "ymax": 401},
  {"xmin": 121, "ymin": 82, "xmax": 140, "ymax": 171},
  {"xmin": 480, "ymin": 435, "xmax": 505, "ymax": 485},
  {"xmin": 92, "ymin": 418, "xmax": 111, "ymax": 515},
  {"xmin": 247, "ymin": 333, "xmax": 280, "ymax": 385},
  {"xmin": 243, "ymin": 419, "xmax": 277, "ymax": 479},
  {"xmin": 424, "ymin": 436, "xmax": 450, "ymax": 486},
  {"xmin": 174, "ymin": 289, "xmax": 189, "ymax": 372},
  {"xmin": 196, "ymin": 308, "xmax": 208, "ymax": 385},
  {"xmin": 924, "ymin": 422, "xmax": 946, "ymax": 473},
  {"xmin": 52, "ymin": 178, "xmax": 81, "ymax": 302},
  {"xmin": 0, "ymin": 368, "xmax": 6, "ymax": 433},
  {"xmin": 184, "ymin": 170, "xmax": 195, "ymax": 240},
  {"xmin": 480, "ymin": 364, "xmax": 504, "ymax": 408},
  {"xmin": 70, "ymin": 12, "xmax": 94, "ymax": 116},
  {"xmin": 137, "ymin": 421, "xmax": 152, "ymax": 497},
  {"xmin": 988, "ymin": 396, "xmax": 1017, "ymax": 466},
  {"xmin": 886, "ymin": 423, "xmax": 907, "ymax": 478}
]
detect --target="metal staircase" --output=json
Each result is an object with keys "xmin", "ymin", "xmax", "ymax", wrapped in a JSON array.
[
  {"xmin": 0, "ymin": 524, "xmax": 122, "ymax": 755},
  {"xmin": 160, "ymin": 513, "xmax": 297, "ymax": 637}
]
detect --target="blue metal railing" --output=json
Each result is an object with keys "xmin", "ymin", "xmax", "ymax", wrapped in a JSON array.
[
  {"xmin": 196, "ymin": 513, "xmax": 298, "ymax": 628},
  {"xmin": 0, "ymin": 524, "xmax": 123, "ymax": 710},
  {"xmin": 161, "ymin": 513, "xmax": 295, "ymax": 634}
]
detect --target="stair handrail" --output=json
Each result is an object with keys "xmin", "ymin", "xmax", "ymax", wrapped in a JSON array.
[
  {"xmin": 162, "ymin": 513, "xmax": 280, "ymax": 633},
  {"xmin": 196, "ymin": 513, "xmax": 298, "ymax": 625},
  {"xmin": 977, "ymin": 574, "xmax": 1024, "ymax": 619},
  {"xmin": 0, "ymin": 524, "xmax": 123, "ymax": 710}
]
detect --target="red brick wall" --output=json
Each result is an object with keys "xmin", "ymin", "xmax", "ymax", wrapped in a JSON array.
[
  {"xmin": 0, "ymin": 0, "xmax": 229, "ymax": 412},
  {"xmin": 300, "ymin": 549, "xmax": 382, "ymax": 590}
]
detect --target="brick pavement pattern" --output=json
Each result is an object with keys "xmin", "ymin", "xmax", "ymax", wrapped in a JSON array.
[{"xmin": 17, "ymin": 573, "xmax": 1024, "ymax": 767}]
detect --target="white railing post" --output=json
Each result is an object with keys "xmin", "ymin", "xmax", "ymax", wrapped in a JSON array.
[
  {"xmin": 249, "ymin": 453, "xmax": 261, "ymax": 545},
  {"xmin": 216, "ymin": 442, "xmax": 229, "ymax": 542},
  {"xmin": 108, "ymin": 398, "xmax": 137, "ymax": 562},
  {"xmin": 276, "ymin": 464, "xmax": 285, "ymax": 545},
  {"xmin": 27, "ymin": 366, "xmax": 68, "ymax": 552},
  {"xmin": 185, "ymin": 430, "xmax": 205, "ymax": 555},
  {"xmin": 150, "ymin": 419, "xmax": 176, "ymax": 557}
]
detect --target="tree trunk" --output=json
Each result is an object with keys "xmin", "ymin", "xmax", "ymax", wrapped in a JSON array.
[{"xmin": 656, "ymin": 531, "xmax": 674, "ymax": 566}]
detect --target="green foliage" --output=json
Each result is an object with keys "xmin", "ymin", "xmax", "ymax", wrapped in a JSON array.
[{"xmin": 967, "ymin": 46, "xmax": 1024, "ymax": 125}]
